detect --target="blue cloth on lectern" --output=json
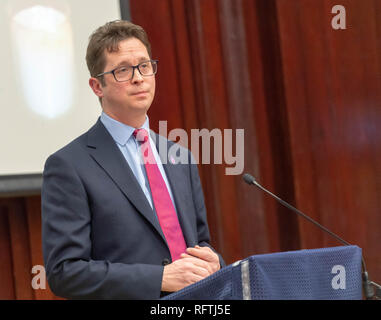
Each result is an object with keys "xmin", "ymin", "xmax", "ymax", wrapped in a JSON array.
[
  {"xmin": 162, "ymin": 246, "xmax": 362, "ymax": 300},
  {"xmin": 249, "ymin": 245, "xmax": 362, "ymax": 299}
]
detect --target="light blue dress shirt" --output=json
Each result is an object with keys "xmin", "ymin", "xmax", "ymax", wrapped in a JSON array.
[{"xmin": 100, "ymin": 111, "xmax": 177, "ymax": 211}]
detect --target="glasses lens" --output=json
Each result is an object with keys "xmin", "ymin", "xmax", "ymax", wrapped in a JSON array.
[
  {"xmin": 138, "ymin": 61, "xmax": 157, "ymax": 76},
  {"xmin": 114, "ymin": 66, "xmax": 133, "ymax": 81}
]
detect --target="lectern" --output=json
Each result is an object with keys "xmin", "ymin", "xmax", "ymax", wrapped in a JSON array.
[{"xmin": 162, "ymin": 246, "xmax": 362, "ymax": 300}]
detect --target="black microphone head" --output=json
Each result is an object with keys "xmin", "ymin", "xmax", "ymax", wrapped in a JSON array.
[{"xmin": 243, "ymin": 173, "xmax": 255, "ymax": 185}]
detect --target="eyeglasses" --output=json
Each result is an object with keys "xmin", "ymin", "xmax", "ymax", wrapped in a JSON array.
[{"xmin": 96, "ymin": 59, "xmax": 158, "ymax": 82}]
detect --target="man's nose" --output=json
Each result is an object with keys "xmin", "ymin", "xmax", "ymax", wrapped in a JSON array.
[{"xmin": 131, "ymin": 67, "xmax": 144, "ymax": 83}]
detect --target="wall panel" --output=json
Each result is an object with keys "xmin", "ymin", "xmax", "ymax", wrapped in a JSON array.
[
  {"xmin": 0, "ymin": 198, "xmax": 61, "ymax": 299},
  {"xmin": 276, "ymin": 0, "xmax": 381, "ymax": 283},
  {"xmin": 0, "ymin": 205, "xmax": 15, "ymax": 299}
]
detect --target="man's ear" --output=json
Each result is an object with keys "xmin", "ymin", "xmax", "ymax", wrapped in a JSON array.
[{"xmin": 89, "ymin": 77, "xmax": 104, "ymax": 98}]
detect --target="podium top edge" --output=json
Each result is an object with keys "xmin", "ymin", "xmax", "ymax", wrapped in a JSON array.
[{"xmin": 236, "ymin": 245, "xmax": 362, "ymax": 264}]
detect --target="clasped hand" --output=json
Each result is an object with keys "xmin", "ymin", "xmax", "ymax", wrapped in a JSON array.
[{"xmin": 161, "ymin": 245, "xmax": 220, "ymax": 292}]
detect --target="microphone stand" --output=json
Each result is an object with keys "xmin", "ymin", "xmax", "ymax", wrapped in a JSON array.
[{"xmin": 243, "ymin": 173, "xmax": 381, "ymax": 300}]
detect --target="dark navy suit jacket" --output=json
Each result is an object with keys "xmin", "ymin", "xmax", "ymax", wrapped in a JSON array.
[{"xmin": 41, "ymin": 118, "xmax": 224, "ymax": 299}]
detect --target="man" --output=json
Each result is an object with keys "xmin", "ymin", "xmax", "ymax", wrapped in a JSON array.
[{"xmin": 41, "ymin": 20, "xmax": 224, "ymax": 300}]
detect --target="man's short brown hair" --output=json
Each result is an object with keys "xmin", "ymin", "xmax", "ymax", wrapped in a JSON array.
[{"xmin": 86, "ymin": 20, "xmax": 152, "ymax": 83}]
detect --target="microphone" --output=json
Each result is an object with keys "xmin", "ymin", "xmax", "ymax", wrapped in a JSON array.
[{"xmin": 243, "ymin": 173, "xmax": 379, "ymax": 300}]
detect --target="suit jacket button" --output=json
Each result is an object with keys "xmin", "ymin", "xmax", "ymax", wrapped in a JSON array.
[{"xmin": 162, "ymin": 258, "xmax": 170, "ymax": 266}]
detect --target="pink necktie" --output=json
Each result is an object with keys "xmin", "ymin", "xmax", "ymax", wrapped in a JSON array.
[{"xmin": 133, "ymin": 128, "xmax": 187, "ymax": 261}]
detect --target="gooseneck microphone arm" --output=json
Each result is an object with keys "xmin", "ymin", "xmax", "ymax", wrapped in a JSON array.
[
  {"xmin": 242, "ymin": 173, "xmax": 380, "ymax": 300},
  {"xmin": 243, "ymin": 173, "xmax": 350, "ymax": 246}
]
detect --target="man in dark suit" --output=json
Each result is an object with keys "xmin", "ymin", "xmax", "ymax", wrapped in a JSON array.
[{"xmin": 41, "ymin": 20, "xmax": 224, "ymax": 299}]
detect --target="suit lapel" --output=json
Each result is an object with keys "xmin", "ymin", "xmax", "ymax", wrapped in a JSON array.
[
  {"xmin": 86, "ymin": 119, "xmax": 167, "ymax": 243},
  {"xmin": 154, "ymin": 133, "xmax": 197, "ymax": 247}
]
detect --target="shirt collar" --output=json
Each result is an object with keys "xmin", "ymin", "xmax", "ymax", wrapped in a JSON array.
[{"xmin": 100, "ymin": 111, "xmax": 150, "ymax": 146}]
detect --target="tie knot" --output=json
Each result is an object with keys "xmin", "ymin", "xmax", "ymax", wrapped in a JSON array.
[{"xmin": 133, "ymin": 128, "xmax": 149, "ymax": 143}]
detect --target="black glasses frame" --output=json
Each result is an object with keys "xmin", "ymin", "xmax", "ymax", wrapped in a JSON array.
[{"xmin": 96, "ymin": 59, "xmax": 158, "ymax": 82}]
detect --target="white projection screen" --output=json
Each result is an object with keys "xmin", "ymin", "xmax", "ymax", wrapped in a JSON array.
[{"xmin": 0, "ymin": 0, "xmax": 126, "ymax": 195}]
